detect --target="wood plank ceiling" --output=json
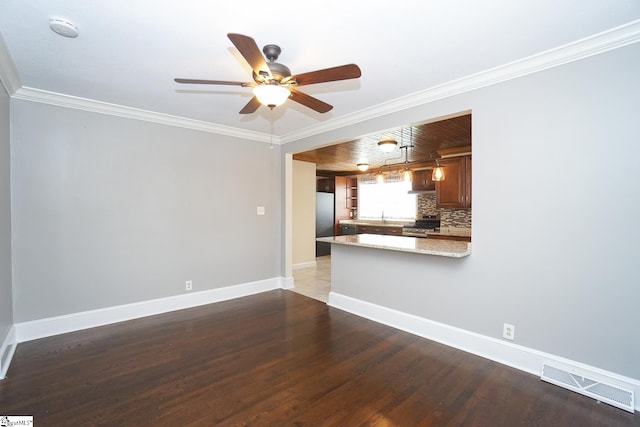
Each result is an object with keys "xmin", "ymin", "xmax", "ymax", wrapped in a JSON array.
[{"xmin": 293, "ymin": 113, "xmax": 471, "ymax": 176}]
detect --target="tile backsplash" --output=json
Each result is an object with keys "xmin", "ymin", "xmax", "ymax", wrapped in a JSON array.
[{"xmin": 417, "ymin": 193, "xmax": 471, "ymax": 229}]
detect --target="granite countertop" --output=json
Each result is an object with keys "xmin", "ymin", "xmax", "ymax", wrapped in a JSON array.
[
  {"xmin": 339, "ymin": 219, "xmax": 414, "ymax": 228},
  {"xmin": 316, "ymin": 234, "xmax": 471, "ymax": 258}
]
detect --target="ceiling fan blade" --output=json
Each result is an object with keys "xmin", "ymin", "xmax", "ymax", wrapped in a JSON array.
[
  {"xmin": 174, "ymin": 78, "xmax": 253, "ymax": 87},
  {"xmin": 227, "ymin": 33, "xmax": 272, "ymax": 80},
  {"xmin": 288, "ymin": 64, "xmax": 361, "ymax": 86},
  {"xmin": 239, "ymin": 96, "xmax": 262, "ymax": 114},
  {"xmin": 289, "ymin": 88, "xmax": 333, "ymax": 113}
]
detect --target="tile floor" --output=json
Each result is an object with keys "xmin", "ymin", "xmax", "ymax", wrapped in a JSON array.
[{"xmin": 291, "ymin": 256, "xmax": 331, "ymax": 302}]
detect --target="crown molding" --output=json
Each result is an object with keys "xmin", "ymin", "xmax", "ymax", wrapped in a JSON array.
[
  {"xmin": 0, "ymin": 33, "xmax": 21, "ymax": 95},
  {"xmin": 12, "ymin": 87, "xmax": 277, "ymax": 143},
  {"xmin": 280, "ymin": 19, "xmax": 640, "ymax": 144},
  {"xmin": 2, "ymin": 20, "xmax": 638, "ymax": 143}
]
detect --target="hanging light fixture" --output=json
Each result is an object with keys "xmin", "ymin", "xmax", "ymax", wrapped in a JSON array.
[
  {"xmin": 403, "ymin": 166, "xmax": 412, "ymax": 183},
  {"xmin": 253, "ymin": 83, "xmax": 291, "ymax": 109},
  {"xmin": 377, "ymin": 137, "xmax": 398, "ymax": 153},
  {"xmin": 401, "ymin": 127, "xmax": 413, "ymax": 183},
  {"xmin": 399, "ymin": 147, "xmax": 412, "ymax": 183},
  {"xmin": 376, "ymin": 170, "xmax": 385, "ymax": 184},
  {"xmin": 432, "ymin": 159, "xmax": 445, "ymax": 181},
  {"xmin": 357, "ymin": 163, "xmax": 370, "ymax": 172}
]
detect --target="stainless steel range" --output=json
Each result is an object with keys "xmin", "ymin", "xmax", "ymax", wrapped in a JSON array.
[{"xmin": 402, "ymin": 215, "xmax": 440, "ymax": 238}]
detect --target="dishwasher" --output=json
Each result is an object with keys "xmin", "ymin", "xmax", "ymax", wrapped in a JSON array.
[{"xmin": 340, "ymin": 224, "xmax": 357, "ymax": 235}]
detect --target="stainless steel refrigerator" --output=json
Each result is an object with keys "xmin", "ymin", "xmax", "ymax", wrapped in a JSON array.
[{"xmin": 316, "ymin": 192, "xmax": 334, "ymax": 257}]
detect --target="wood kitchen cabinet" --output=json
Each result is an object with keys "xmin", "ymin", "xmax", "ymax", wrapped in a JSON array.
[
  {"xmin": 436, "ymin": 155, "xmax": 472, "ymax": 208},
  {"xmin": 357, "ymin": 225, "xmax": 403, "ymax": 236},
  {"xmin": 316, "ymin": 178, "xmax": 335, "ymax": 193},
  {"xmin": 411, "ymin": 169, "xmax": 435, "ymax": 192}
]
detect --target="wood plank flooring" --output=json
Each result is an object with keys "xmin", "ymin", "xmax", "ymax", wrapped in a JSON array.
[{"xmin": 1, "ymin": 290, "xmax": 638, "ymax": 426}]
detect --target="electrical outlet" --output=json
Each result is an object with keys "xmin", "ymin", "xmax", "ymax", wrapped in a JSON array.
[
  {"xmin": 185, "ymin": 280, "xmax": 192, "ymax": 291},
  {"xmin": 503, "ymin": 323, "xmax": 515, "ymax": 340},
  {"xmin": 257, "ymin": 206, "xmax": 265, "ymax": 216}
]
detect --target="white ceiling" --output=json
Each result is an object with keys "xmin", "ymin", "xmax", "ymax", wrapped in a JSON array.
[{"xmin": 1, "ymin": 1, "xmax": 639, "ymax": 140}]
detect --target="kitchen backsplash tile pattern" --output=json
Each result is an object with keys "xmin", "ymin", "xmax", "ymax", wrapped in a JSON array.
[{"xmin": 417, "ymin": 193, "xmax": 471, "ymax": 229}]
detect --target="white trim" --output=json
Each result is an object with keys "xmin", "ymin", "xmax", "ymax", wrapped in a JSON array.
[
  {"xmin": 0, "ymin": 325, "xmax": 17, "ymax": 379},
  {"xmin": 12, "ymin": 87, "xmax": 277, "ymax": 144},
  {"xmin": 281, "ymin": 276, "xmax": 295, "ymax": 290},
  {"xmin": 328, "ymin": 291, "xmax": 640, "ymax": 412},
  {"xmin": 280, "ymin": 19, "xmax": 640, "ymax": 144},
  {"xmin": 0, "ymin": 21, "xmax": 637, "ymax": 142},
  {"xmin": 15, "ymin": 277, "xmax": 284, "ymax": 343},
  {"xmin": 293, "ymin": 261, "xmax": 317, "ymax": 270}
]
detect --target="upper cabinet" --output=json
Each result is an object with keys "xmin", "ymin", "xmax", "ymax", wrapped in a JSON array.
[
  {"xmin": 411, "ymin": 169, "xmax": 435, "ymax": 192},
  {"xmin": 317, "ymin": 178, "xmax": 335, "ymax": 193},
  {"xmin": 436, "ymin": 155, "xmax": 472, "ymax": 208}
]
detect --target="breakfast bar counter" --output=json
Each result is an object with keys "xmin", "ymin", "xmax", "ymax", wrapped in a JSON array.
[{"xmin": 316, "ymin": 234, "xmax": 470, "ymax": 258}]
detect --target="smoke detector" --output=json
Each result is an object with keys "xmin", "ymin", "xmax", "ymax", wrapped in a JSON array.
[{"xmin": 49, "ymin": 18, "xmax": 78, "ymax": 38}]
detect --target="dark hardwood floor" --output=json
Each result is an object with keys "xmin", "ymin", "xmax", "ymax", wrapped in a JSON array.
[{"xmin": 1, "ymin": 290, "xmax": 637, "ymax": 426}]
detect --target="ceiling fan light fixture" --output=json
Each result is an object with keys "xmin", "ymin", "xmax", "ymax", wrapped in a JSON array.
[
  {"xmin": 377, "ymin": 138, "xmax": 398, "ymax": 152},
  {"xmin": 357, "ymin": 163, "xmax": 370, "ymax": 172},
  {"xmin": 253, "ymin": 84, "xmax": 290, "ymax": 109}
]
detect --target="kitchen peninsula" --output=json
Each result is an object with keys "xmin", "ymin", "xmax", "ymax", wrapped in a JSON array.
[
  {"xmin": 316, "ymin": 234, "xmax": 470, "ymax": 258},
  {"xmin": 338, "ymin": 219, "xmax": 472, "ymax": 242}
]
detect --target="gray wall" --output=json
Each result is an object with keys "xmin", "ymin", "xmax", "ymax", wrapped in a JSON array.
[
  {"xmin": 284, "ymin": 43, "xmax": 640, "ymax": 380},
  {"xmin": 0, "ymin": 83, "xmax": 12, "ymax": 340},
  {"xmin": 11, "ymin": 101, "xmax": 281, "ymax": 322}
]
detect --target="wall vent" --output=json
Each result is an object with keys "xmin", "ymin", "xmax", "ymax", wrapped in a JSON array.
[{"xmin": 541, "ymin": 361, "xmax": 635, "ymax": 413}]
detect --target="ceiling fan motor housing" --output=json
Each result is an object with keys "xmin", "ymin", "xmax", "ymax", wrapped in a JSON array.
[
  {"xmin": 253, "ymin": 62, "xmax": 291, "ymax": 83},
  {"xmin": 257, "ymin": 44, "xmax": 292, "ymax": 83}
]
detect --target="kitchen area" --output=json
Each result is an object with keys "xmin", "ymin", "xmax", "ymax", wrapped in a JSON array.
[
  {"xmin": 336, "ymin": 189, "xmax": 471, "ymax": 242},
  {"xmin": 292, "ymin": 113, "xmax": 472, "ymax": 302}
]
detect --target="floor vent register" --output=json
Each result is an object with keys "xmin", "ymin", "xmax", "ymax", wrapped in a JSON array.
[{"xmin": 541, "ymin": 361, "xmax": 635, "ymax": 413}]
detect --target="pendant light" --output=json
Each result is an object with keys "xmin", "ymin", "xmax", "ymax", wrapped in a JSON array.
[
  {"xmin": 403, "ymin": 167, "xmax": 412, "ymax": 183},
  {"xmin": 432, "ymin": 159, "xmax": 445, "ymax": 181},
  {"xmin": 376, "ymin": 170, "xmax": 385, "ymax": 184},
  {"xmin": 399, "ymin": 146, "xmax": 412, "ymax": 183},
  {"xmin": 401, "ymin": 127, "xmax": 413, "ymax": 183}
]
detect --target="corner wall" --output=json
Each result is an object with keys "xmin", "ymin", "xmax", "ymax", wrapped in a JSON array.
[
  {"xmin": 0, "ymin": 76, "xmax": 13, "ymax": 368},
  {"xmin": 292, "ymin": 160, "xmax": 316, "ymax": 267}
]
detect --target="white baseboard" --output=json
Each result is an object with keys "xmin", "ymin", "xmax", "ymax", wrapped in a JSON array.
[
  {"xmin": 0, "ymin": 325, "xmax": 17, "ymax": 379},
  {"xmin": 293, "ymin": 261, "xmax": 317, "ymax": 270},
  {"xmin": 328, "ymin": 291, "xmax": 640, "ymax": 412},
  {"xmin": 281, "ymin": 276, "xmax": 295, "ymax": 289},
  {"xmin": 15, "ymin": 277, "xmax": 284, "ymax": 343}
]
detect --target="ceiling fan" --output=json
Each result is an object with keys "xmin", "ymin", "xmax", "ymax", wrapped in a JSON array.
[{"xmin": 174, "ymin": 33, "xmax": 361, "ymax": 114}]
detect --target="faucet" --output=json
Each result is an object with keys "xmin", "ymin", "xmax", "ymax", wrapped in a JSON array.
[{"xmin": 381, "ymin": 210, "xmax": 385, "ymax": 223}]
